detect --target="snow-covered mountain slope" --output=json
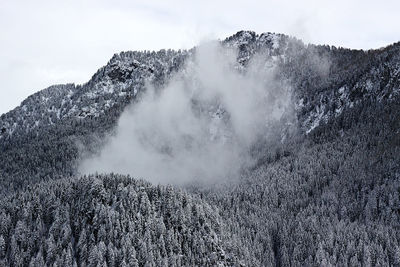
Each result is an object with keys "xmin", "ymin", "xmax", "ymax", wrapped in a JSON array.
[
  {"xmin": 2, "ymin": 31, "xmax": 399, "ymax": 145},
  {"xmin": 0, "ymin": 49, "xmax": 187, "ymax": 140},
  {"xmin": 298, "ymin": 44, "xmax": 400, "ymax": 134},
  {"xmin": 0, "ymin": 31, "xmax": 290, "ymax": 142}
]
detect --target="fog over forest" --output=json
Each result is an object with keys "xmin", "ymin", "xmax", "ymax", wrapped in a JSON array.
[{"xmin": 80, "ymin": 41, "xmax": 294, "ymax": 184}]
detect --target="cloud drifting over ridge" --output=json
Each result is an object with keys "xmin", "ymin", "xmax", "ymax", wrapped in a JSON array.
[{"xmin": 79, "ymin": 42, "xmax": 293, "ymax": 184}]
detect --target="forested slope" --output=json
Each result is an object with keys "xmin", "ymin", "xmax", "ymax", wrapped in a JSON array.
[
  {"xmin": 199, "ymin": 97, "xmax": 400, "ymax": 266},
  {"xmin": 0, "ymin": 174, "xmax": 250, "ymax": 266}
]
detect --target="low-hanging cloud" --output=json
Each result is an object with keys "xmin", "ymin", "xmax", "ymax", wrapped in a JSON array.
[{"xmin": 79, "ymin": 41, "xmax": 294, "ymax": 184}]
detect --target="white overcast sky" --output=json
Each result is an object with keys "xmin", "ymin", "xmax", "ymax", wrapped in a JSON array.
[{"xmin": 0, "ymin": 0, "xmax": 399, "ymax": 115}]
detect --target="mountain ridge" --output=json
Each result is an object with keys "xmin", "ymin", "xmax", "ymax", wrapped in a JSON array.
[
  {"xmin": 0, "ymin": 31, "xmax": 398, "ymax": 139},
  {"xmin": 1, "ymin": 30, "xmax": 400, "ymax": 143}
]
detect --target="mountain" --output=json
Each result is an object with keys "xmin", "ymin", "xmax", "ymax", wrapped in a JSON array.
[{"xmin": 1, "ymin": 31, "xmax": 400, "ymax": 266}]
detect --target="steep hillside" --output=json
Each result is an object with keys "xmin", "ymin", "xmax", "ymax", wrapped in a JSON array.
[{"xmin": 199, "ymin": 97, "xmax": 400, "ymax": 266}]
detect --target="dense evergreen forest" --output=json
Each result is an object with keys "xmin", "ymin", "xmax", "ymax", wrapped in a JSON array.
[{"xmin": 0, "ymin": 31, "xmax": 400, "ymax": 266}]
